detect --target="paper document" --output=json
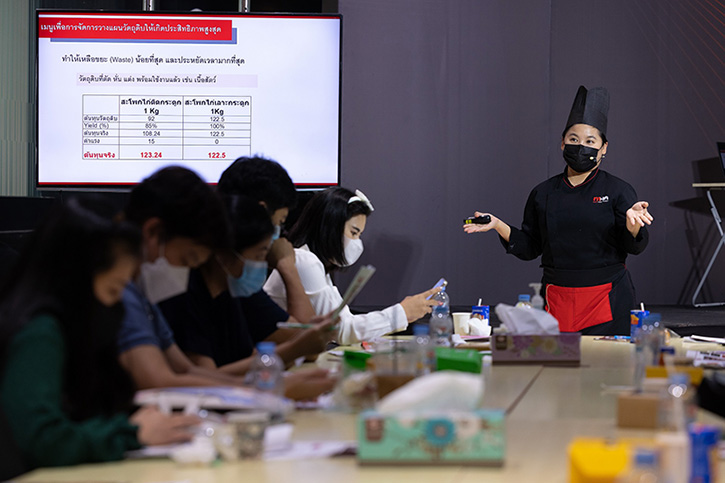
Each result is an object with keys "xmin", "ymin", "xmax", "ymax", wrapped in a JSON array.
[
  {"xmin": 331, "ymin": 264, "xmax": 376, "ymax": 320},
  {"xmin": 687, "ymin": 335, "xmax": 725, "ymax": 345}
]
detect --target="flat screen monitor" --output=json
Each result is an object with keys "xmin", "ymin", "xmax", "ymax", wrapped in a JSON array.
[
  {"xmin": 718, "ymin": 142, "xmax": 725, "ymax": 180},
  {"xmin": 36, "ymin": 10, "xmax": 341, "ymax": 188}
]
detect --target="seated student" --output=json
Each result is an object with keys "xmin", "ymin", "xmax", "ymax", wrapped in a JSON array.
[
  {"xmin": 264, "ymin": 187, "xmax": 440, "ymax": 345},
  {"xmin": 0, "ymin": 198, "xmax": 198, "ymax": 479},
  {"xmin": 117, "ymin": 167, "xmax": 334, "ymax": 400},
  {"xmin": 217, "ymin": 156, "xmax": 316, "ymax": 324},
  {"xmin": 159, "ymin": 196, "xmax": 332, "ymax": 375}
]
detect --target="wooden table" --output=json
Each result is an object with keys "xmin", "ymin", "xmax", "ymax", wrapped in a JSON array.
[{"xmin": 17, "ymin": 337, "xmax": 725, "ymax": 482}]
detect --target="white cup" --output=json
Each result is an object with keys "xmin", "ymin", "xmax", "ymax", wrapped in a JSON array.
[
  {"xmin": 214, "ymin": 411, "xmax": 270, "ymax": 460},
  {"xmin": 452, "ymin": 312, "xmax": 471, "ymax": 335}
]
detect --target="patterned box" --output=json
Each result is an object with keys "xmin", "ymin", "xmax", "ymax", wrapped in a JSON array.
[
  {"xmin": 357, "ymin": 409, "xmax": 505, "ymax": 466},
  {"xmin": 491, "ymin": 333, "xmax": 581, "ymax": 365}
]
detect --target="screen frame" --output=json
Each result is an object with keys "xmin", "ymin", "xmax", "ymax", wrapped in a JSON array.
[{"xmin": 34, "ymin": 8, "xmax": 342, "ymax": 191}]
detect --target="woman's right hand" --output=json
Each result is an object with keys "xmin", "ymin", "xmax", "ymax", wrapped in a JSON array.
[
  {"xmin": 130, "ymin": 406, "xmax": 200, "ymax": 446},
  {"xmin": 463, "ymin": 211, "xmax": 499, "ymax": 233},
  {"xmin": 400, "ymin": 286, "xmax": 441, "ymax": 322},
  {"xmin": 267, "ymin": 237, "xmax": 295, "ymax": 269}
]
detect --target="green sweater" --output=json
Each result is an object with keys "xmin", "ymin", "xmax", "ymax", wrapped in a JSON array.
[{"xmin": 0, "ymin": 314, "xmax": 141, "ymax": 469}]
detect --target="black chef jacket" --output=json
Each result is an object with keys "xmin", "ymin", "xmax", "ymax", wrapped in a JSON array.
[{"xmin": 501, "ymin": 167, "xmax": 649, "ymax": 335}]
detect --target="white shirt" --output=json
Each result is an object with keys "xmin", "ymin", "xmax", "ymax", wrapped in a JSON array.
[{"xmin": 263, "ymin": 245, "xmax": 408, "ymax": 345}]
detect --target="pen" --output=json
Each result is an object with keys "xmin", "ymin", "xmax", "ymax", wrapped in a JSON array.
[
  {"xmin": 276, "ymin": 322, "xmax": 339, "ymax": 331},
  {"xmin": 276, "ymin": 322, "xmax": 314, "ymax": 329}
]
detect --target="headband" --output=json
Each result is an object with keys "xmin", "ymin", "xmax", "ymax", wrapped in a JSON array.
[{"xmin": 348, "ymin": 189, "xmax": 374, "ymax": 212}]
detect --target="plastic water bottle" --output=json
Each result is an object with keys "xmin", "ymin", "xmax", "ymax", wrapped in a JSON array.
[
  {"xmin": 515, "ymin": 294, "xmax": 532, "ymax": 308},
  {"xmin": 412, "ymin": 324, "xmax": 435, "ymax": 374},
  {"xmin": 429, "ymin": 305, "xmax": 452, "ymax": 347},
  {"xmin": 249, "ymin": 342, "xmax": 284, "ymax": 396},
  {"xmin": 659, "ymin": 373, "xmax": 696, "ymax": 431},
  {"xmin": 625, "ymin": 447, "xmax": 661, "ymax": 482},
  {"xmin": 529, "ymin": 283, "xmax": 544, "ymax": 310},
  {"xmin": 431, "ymin": 284, "xmax": 450, "ymax": 315}
]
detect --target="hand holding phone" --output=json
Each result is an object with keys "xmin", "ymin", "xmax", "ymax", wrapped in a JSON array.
[{"xmin": 425, "ymin": 277, "xmax": 447, "ymax": 300}]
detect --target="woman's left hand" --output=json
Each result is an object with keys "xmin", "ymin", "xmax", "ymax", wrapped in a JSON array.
[
  {"xmin": 626, "ymin": 201, "xmax": 653, "ymax": 236},
  {"xmin": 399, "ymin": 287, "xmax": 441, "ymax": 322}
]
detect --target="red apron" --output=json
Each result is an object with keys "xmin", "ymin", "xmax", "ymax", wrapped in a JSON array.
[{"xmin": 545, "ymin": 282, "xmax": 613, "ymax": 332}]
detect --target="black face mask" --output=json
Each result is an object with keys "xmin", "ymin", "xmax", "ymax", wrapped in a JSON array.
[{"xmin": 563, "ymin": 144, "xmax": 600, "ymax": 173}]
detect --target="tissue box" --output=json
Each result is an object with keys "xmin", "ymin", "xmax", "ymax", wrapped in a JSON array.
[
  {"xmin": 491, "ymin": 333, "xmax": 581, "ymax": 365},
  {"xmin": 357, "ymin": 409, "xmax": 505, "ymax": 466}
]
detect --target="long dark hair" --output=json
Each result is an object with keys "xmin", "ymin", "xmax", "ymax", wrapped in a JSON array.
[
  {"xmin": 0, "ymin": 197, "xmax": 141, "ymax": 420},
  {"xmin": 287, "ymin": 187, "xmax": 371, "ymax": 272}
]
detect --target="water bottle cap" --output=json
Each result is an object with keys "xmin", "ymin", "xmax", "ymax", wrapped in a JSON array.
[
  {"xmin": 257, "ymin": 341, "xmax": 276, "ymax": 354},
  {"xmin": 518, "ymin": 294, "xmax": 531, "ymax": 302},
  {"xmin": 669, "ymin": 373, "xmax": 690, "ymax": 385},
  {"xmin": 634, "ymin": 448, "xmax": 657, "ymax": 466},
  {"xmin": 413, "ymin": 324, "xmax": 430, "ymax": 335}
]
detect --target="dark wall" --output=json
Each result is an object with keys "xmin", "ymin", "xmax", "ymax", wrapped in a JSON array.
[
  {"xmin": 28, "ymin": 0, "xmax": 725, "ymax": 308},
  {"xmin": 336, "ymin": 0, "xmax": 725, "ymax": 309},
  {"xmin": 550, "ymin": 0, "xmax": 725, "ymax": 307}
]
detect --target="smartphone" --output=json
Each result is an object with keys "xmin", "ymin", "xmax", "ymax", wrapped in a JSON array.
[
  {"xmin": 426, "ymin": 277, "xmax": 447, "ymax": 299},
  {"xmin": 464, "ymin": 215, "xmax": 491, "ymax": 225}
]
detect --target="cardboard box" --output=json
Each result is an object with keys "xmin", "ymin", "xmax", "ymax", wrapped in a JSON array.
[
  {"xmin": 616, "ymin": 392, "xmax": 660, "ymax": 429},
  {"xmin": 357, "ymin": 409, "xmax": 505, "ymax": 466},
  {"xmin": 491, "ymin": 333, "xmax": 581, "ymax": 366}
]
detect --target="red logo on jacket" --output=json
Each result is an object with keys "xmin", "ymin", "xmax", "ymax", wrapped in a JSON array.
[{"xmin": 592, "ymin": 196, "xmax": 609, "ymax": 204}]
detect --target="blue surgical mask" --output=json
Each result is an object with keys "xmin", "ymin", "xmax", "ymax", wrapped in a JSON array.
[
  {"xmin": 227, "ymin": 257, "xmax": 269, "ymax": 297},
  {"xmin": 272, "ymin": 225, "xmax": 282, "ymax": 241}
]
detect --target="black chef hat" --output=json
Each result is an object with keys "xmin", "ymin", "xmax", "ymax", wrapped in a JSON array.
[{"xmin": 563, "ymin": 85, "xmax": 610, "ymax": 138}]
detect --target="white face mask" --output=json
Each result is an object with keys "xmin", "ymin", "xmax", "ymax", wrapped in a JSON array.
[
  {"xmin": 342, "ymin": 237, "xmax": 364, "ymax": 266},
  {"xmin": 138, "ymin": 245, "xmax": 190, "ymax": 304}
]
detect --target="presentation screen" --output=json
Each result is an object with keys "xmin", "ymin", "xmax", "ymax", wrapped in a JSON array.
[{"xmin": 36, "ymin": 10, "xmax": 341, "ymax": 188}]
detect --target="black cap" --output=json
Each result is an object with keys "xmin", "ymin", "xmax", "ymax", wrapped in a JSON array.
[{"xmin": 564, "ymin": 85, "xmax": 610, "ymax": 137}]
